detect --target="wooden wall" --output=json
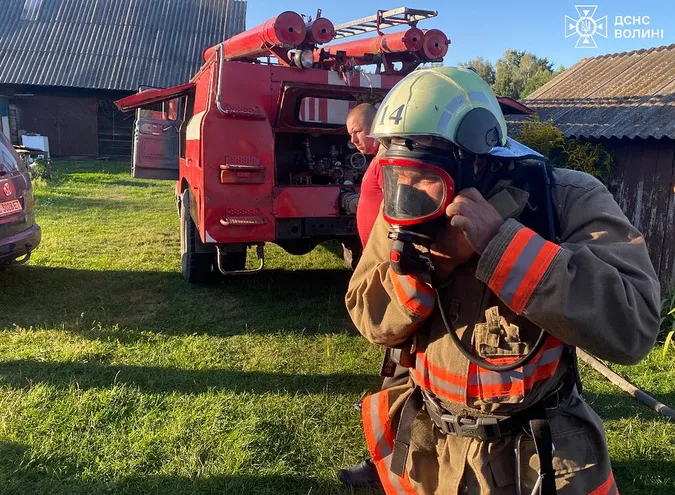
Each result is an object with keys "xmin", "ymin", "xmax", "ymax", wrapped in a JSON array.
[{"xmin": 604, "ymin": 137, "xmax": 675, "ymax": 293}]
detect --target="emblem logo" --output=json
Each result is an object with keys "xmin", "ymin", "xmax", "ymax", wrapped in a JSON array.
[{"xmin": 565, "ymin": 5, "xmax": 608, "ymax": 48}]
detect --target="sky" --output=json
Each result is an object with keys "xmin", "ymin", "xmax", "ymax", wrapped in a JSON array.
[{"xmin": 245, "ymin": 0, "xmax": 675, "ymax": 69}]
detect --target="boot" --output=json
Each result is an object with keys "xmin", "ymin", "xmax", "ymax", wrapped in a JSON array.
[{"xmin": 337, "ymin": 458, "xmax": 382, "ymax": 488}]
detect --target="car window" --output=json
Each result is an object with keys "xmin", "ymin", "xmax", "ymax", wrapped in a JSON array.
[{"xmin": 0, "ymin": 133, "xmax": 25, "ymax": 173}]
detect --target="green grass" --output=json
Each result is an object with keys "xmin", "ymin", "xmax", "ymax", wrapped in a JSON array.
[{"xmin": 1, "ymin": 160, "xmax": 674, "ymax": 494}]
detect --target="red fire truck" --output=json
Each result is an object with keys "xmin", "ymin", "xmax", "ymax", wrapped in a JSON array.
[{"xmin": 115, "ymin": 7, "xmax": 449, "ymax": 282}]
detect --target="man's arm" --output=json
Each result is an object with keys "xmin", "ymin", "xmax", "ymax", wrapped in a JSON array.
[
  {"xmin": 475, "ymin": 170, "xmax": 661, "ymax": 365},
  {"xmin": 345, "ymin": 213, "xmax": 436, "ymax": 347}
]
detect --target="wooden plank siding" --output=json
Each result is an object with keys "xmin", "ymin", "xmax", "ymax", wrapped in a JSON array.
[
  {"xmin": 15, "ymin": 95, "xmax": 98, "ymax": 157},
  {"xmin": 605, "ymin": 138, "xmax": 675, "ymax": 292}
]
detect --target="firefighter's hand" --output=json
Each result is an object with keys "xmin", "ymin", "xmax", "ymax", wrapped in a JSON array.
[
  {"xmin": 430, "ymin": 223, "xmax": 476, "ymax": 282},
  {"xmin": 445, "ymin": 188, "xmax": 505, "ymax": 254}
]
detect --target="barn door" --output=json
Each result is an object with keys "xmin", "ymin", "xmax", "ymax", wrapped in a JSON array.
[{"xmin": 131, "ymin": 86, "xmax": 182, "ymax": 180}]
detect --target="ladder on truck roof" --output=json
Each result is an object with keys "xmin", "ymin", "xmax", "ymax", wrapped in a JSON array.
[{"xmin": 333, "ymin": 7, "xmax": 438, "ymax": 39}]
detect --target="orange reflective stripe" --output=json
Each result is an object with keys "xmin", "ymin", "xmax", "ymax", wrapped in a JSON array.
[
  {"xmin": 588, "ymin": 470, "xmax": 619, "ymax": 495},
  {"xmin": 467, "ymin": 337, "xmax": 564, "ymax": 400},
  {"xmin": 361, "ymin": 394, "xmax": 383, "ymax": 460},
  {"xmin": 390, "ymin": 270, "xmax": 435, "ymax": 317},
  {"xmin": 420, "ymin": 352, "xmax": 466, "ymax": 387},
  {"xmin": 488, "ymin": 228, "xmax": 536, "ymax": 296},
  {"xmin": 510, "ymin": 240, "xmax": 561, "ymax": 313},
  {"xmin": 468, "ymin": 360, "xmax": 525, "ymax": 399},
  {"xmin": 361, "ymin": 391, "xmax": 419, "ymax": 495},
  {"xmin": 524, "ymin": 360, "xmax": 559, "ymax": 389},
  {"xmin": 482, "ymin": 355, "xmax": 522, "ymax": 366},
  {"xmin": 487, "ymin": 226, "xmax": 563, "ymax": 314},
  {"xmin": 377, "ymin": 391, "xmax": 396, "ymax": 454},
  {"xmin": 414, "ymin": 339, "xmax": 564, "ymax": 403},
  {"xmin": 413, "ymin": 352, "xmax": 467, "ymax": 403}
]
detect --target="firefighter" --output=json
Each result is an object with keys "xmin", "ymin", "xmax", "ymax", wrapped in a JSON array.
[{"xmin": 344, "ymin": 66, "xmax": 661, "ymax": 494}]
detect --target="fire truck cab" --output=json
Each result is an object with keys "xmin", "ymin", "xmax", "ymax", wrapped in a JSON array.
[{"xmin": 115, "ymin": 7, "xmax": 449, "ymax": 283}]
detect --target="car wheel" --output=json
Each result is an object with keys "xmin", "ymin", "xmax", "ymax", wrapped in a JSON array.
[{"xmin": 180, "ymin": 190, "xmax": 213, "ymax": 283}]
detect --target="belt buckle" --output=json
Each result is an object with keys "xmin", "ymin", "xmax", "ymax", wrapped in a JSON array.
[
  {"xmin": 543, "ymin": 376, "xmax": 568, "ymax": 410},
  {"xmin": 439, "ymin": 415, "xmax": 501, "ymax": 440}
]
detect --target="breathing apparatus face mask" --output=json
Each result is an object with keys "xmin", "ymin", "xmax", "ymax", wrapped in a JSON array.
[
  {"xmin": 379, "ymin": 139, "xmax": 464, "ymax": 278},
  {"xmin": 381, "ymin": 139, "xmax": 460, "ymax": 246}
]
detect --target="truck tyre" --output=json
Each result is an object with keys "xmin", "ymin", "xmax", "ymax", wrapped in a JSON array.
[{"xmin": 180, "ymin": 190, "xmax": 213, "ymax": 283}]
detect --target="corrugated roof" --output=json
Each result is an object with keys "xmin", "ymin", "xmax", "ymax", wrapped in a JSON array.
[
  {"xmin": 523, "ymin": 44, "xmax": 675, "ymax": 140},
  {"xmin": 0, "ymin": 0, "xmax": 247, "ymax": 91}
]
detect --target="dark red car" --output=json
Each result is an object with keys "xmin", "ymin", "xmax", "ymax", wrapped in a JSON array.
[{"xmin": 0, "ymin": 131, "xmax": 41, "ymax": 266}]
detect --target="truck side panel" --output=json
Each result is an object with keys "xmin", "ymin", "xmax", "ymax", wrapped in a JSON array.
[{"xmin": 200, "ymin": 62, "xmax": 276, "ymax": 244}]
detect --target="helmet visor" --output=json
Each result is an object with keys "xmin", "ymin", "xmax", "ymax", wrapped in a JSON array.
[{"xmin": 382, "ymin": 160, "xmax": 454, "ymax": 225}]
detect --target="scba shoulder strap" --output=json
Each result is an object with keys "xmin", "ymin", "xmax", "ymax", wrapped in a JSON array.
[{"xmin": 507, "ymin": 159, "xmax": 561, "ymax": 243}]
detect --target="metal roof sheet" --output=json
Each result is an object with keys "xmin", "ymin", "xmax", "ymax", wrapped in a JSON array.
[
  {"xmin": 524, "ymin": 44, "xmax": 675, "ymax": 140},
  {"xmin": 0, "ymin": 0, "xmax": 247, "ymax": 91}
]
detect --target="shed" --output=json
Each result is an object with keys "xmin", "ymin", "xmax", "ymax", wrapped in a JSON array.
[
  {"xmin": 524, "ymin": 44, "xmax": 675, "ymax": 291},
  {"xmin": 0, "ymin": 0, "xmax": 246, "ymax": 157}
]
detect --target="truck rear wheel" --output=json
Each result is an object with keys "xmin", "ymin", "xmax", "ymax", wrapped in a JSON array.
[{"xmin": 180, "ymin": 190, "xmax": 213, "ymax": 283}]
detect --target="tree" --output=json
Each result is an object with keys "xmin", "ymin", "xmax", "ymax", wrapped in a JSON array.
[
  {"xmin": 521, "ymin": 65, "xmax": 565, "ymax": 99},
  {"xmin": 490, "ymin": 49, "xmax": 562, "ymax": 99},
  {"xmin": 458, "ymin": 57, "xmax": 495, "ymax": 85}
]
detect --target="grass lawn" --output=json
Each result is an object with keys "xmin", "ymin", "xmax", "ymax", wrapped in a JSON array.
[{"xmin": 1, "ymin": 160, "xmax": 674, "ymax": 494}]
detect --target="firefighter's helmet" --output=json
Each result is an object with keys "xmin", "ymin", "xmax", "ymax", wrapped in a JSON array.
[{"xmin": 370, "ymin": 66, "xmax": 507, "ymax": 155}]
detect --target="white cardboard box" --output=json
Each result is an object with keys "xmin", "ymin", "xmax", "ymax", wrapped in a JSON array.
[{"xmin": 21, "ymin": 135, "xmax": 50, "ymax": 153}]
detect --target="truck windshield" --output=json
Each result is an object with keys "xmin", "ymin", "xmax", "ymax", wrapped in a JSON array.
[
  {"xmin": 139, "ymin": 99, "xmax": 179, "ymax": 121},
  {"xmin": 298, "ymin": 97, "xmax": 356, "ymax": 126}
]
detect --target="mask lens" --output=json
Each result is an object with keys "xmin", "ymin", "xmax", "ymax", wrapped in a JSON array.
[{"xmin": 382, "ymin": 165, "xmax": 447, "ymax": 223}]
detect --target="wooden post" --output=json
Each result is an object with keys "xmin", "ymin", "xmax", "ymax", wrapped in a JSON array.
[{"xmin": 577, "ymin": 349, "xmax": 675, "ymax": 419}]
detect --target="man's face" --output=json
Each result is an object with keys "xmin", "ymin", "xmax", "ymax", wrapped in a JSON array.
[
  {"xmin": 395, "ymin": 168, "xmax": 445, "ymax": 203},
  {"xmin": 347, "ymin": 115, "xmax": 377, "ymax": 155}
]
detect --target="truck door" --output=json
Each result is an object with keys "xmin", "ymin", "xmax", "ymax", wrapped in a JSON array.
[
  {"xmin": 114, "ymin": 83, "xmax": 195, "ymax": 180},
  {"xmin": 132, "ymin": 86, "xmax": 181, "ymax": 180}
]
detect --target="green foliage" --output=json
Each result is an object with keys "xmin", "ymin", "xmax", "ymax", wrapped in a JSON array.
[
  {"xmin": 663, "ymin": 329, "xmax": 675, "ymax": 360},
  {"xmin": 561, "ymin": 139, "xmax": 613, "ymax": 181},
  {"xmin": 458, "ymin": 56, "xmax": 496, "ymax": 85},
  {"xmin": 459, "ymin": 49, "xmax": 565, "ymax": 99},
  {"xmin": 517, "ymin": 117, "xmax": 613, "ymax": 182},
  {"xmin": 492, "ymin": 49, "xmax": 557, "ymax": 99},
  {"xmin": 28, "ymin": 158, "xmax": 53, "ymax": 181},
  {"xmin": 516, "ymin": 117, "xmax": 566, "ymax": 157},
  {"xmin": 660, "ymin": 287, "xmax": 675, "ymax": 358}
]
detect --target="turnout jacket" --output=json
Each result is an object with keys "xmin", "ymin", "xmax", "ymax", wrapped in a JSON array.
[{"xmin": 345, "ymin": 168, "xmax": 661, "ymax": 494}]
